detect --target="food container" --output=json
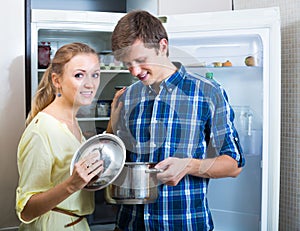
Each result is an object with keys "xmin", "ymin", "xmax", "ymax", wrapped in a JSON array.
[
  {"xmin": 97, "ymin": 100, "xmax": 111, "ymax": 117},
  {"xmin": 213, "ymin": 62, "xmax": 222, "ymax": 67},
  {"xmin": 105, "ymin": 162, "xmax": 163, "ymax": 204},
  {"xmin": 99, "ymin": 50, "xmax": 114, "ymax": 69},
  {"xmin": 38, "ymin": 41, "xmax": 51, "ymax": 69}
]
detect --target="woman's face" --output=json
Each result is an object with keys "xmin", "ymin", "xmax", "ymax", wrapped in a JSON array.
[{"xmin": 58, "ymin": 53, "xmax": 100, "ymax": 108}]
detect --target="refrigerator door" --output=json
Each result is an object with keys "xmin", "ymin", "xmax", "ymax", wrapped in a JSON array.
[{"xmin": 163, "ymin": 7, "xmax": 280, "ymax": 231}]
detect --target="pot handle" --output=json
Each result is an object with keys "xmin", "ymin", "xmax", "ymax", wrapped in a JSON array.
[{"xmin": 145, "ymin": 168, "xmax": 164, "ymax": 174}]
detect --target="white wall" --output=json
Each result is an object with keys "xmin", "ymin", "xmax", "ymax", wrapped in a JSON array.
[{"xmin": 0, "ymin": 0, "xmax": 25, "ymax": 228}]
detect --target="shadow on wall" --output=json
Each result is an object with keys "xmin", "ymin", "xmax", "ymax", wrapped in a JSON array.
[{"xmin": 0, "ymin": 55, "xmax": 24, "ymax": 228}]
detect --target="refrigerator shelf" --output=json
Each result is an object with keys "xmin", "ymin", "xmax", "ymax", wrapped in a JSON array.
[
  {"xmin": 77, "ymin": 117, "xmax": 110, "ymax": 122},
  {"xmin": 185, "ymin": 65, "xmax": 262, "ymax": 70},
  {"xmin": 37, "ymin": 69, "xmax": 129, "ymax": 74},
  {"xmin": 186, "ymin": 66, "xmax": 263, "ymax": 77}
]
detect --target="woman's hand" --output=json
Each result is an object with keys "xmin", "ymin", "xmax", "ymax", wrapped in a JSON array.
[
  {"xmin": 106, "ymin": 87, "xmax": 126, "ymax": 134},
  {"xmin": 68, "ymin": 152, "xmax": 104, "ymax": 193}
]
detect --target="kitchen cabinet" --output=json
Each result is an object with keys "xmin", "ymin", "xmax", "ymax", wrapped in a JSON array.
[{"xmin": 127, "ymin": 0, "xmax": 232, "ymax": 15}]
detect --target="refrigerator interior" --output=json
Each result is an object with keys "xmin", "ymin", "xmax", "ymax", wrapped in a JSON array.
[
  {"xmin": 168, "ymin": 33, "xmax": 264, "ymax": 231},
  {"xmin": 36, "ymin": 29, "xmax": 135, "ymax": 132}
]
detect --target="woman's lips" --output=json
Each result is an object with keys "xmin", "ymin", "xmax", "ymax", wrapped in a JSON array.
[{"xmin": 80, "ymin": 91, "xmax": 93, "ymax": 97}]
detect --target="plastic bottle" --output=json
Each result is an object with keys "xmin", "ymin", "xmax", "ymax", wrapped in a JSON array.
[{"xmin": 205, "ymin": 72, "xmax": 214, "ymax": 79}]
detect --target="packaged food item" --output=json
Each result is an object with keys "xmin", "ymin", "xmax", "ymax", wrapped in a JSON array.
[
  {"xmin": 205, "ymin": 72, "xmax": 214, "ymax": 79},
  {"xmin": 98, "ymin": 50, "xmax": 114, "ymax": 69},
  {"xmin": 222, "ymin": 60, "xmax": 232, "ymax": 67},
  {"xmin": 38, "ymin": 41, "xmax": 51, "ymax": 69},
  {"xmin": 244, "ymin": 56, "xmax": 256, "ymax": 66},
  {"xmin": 97, "ymin": 100, "xmax": 111, "ymax": 117},
  {"xmin": 213, "ymin": 62, "xmax": 222, "ymax": 67}
]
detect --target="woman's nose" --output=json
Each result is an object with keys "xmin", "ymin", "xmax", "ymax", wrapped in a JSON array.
[{"xmin": 84, "ymin": 76, "xmax": 98, "ymax": 88}]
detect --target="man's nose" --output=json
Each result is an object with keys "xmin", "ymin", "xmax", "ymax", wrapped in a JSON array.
[{"xmin": 129, "ymin": 64, "xmax": 142, "ymax": 77}]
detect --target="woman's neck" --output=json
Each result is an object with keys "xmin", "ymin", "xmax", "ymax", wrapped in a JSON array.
[
  {"xmin": 43, "ymin": 102, "xmax": 82, "ymax": 141},
  {"xmin": 44, "ymin": 100, "xmax": 79, "ymax": 121}
]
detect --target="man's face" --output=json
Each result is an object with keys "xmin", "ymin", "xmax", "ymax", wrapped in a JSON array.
[{"xmin": 121, "ymin": 39, "xmax": 169, "ymax": 87}]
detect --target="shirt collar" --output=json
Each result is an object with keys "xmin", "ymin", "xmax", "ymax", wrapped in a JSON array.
[
  {"xmin": 163, "ymin": 63, "xmax": 186, "ymax": 93},
  {"xmin": 144, "ymin": 63, "xmax": 186, "ymax": 94}
]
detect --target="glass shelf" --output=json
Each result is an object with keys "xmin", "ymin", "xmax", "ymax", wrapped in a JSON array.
[
  {"xmin": 38, "ymin": 69, "xmax": 129, "ymax": 74},
  {"xmin": 77, "ymin": 117, "xmax": 110, "ymax": 122}
]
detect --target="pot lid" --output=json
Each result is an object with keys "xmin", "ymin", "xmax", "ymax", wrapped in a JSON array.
[{"xmin": 70, "ymin": 133, "xmax": 126, "ymax": 191}]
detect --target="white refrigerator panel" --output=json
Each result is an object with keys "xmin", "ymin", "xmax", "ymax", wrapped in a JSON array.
[{"xmin": 163, "ymin": 7, "xmax": 280, "ymax": 231}]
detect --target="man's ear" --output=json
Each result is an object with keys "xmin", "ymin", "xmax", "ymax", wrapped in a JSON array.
[{"xmin": 159, "ymin": 38, "xmax": 169, "ymax": 55}]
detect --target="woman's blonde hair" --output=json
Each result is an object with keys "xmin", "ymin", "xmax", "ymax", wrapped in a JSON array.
[{"xmin": 26, "ymin": 42, "xmax": 98, "ymax": 126}]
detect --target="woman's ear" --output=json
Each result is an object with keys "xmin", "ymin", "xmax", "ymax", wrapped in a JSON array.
[{"xmin": 52, "ymin": 73, "xmax": 61, "ymax": 88}]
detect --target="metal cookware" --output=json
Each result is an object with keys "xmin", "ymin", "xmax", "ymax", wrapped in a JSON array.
[
  {"xmin": 105, "ymin": 162, "xmax": 163, "ymax": 204},
  {"xmin": 70, "ymin": 133, "xmax": 126, "ymax": 191},
  {"xmin": 70, "ymin": 134, "xmax": 162, "ymax": 204}
]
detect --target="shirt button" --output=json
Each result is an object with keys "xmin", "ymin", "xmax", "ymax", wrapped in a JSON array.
[{"xmin": 150, "ymin": 142, "xmax": 156, "ymax": 147}]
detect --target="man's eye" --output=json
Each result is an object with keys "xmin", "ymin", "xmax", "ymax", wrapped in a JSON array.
[
  {"xmin": 124, "ymin": 62, "xmax": 131, "ymax": 68},
  {"xmin": 136, "ymin": 58, "xmax": 146, "ymax": 64}
]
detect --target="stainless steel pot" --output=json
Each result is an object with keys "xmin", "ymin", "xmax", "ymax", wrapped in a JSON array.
[{"xmin": 105, "ymin": 162, "xmax": 162, "ymax": 204}]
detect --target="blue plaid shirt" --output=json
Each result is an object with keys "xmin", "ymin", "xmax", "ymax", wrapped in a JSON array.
[{"xmin": 115, "ymin": 65, "xmax": 244, "ymax": 231}]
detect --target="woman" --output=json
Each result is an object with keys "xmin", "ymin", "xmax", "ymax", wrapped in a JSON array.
[{"xmin": 16, "ymin": 42, "xmax": 103, "ymax": 230}]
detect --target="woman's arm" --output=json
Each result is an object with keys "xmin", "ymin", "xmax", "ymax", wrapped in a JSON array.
[{"xmin": 21, "ymin": 156, "xmax": 103, "ymax": 222}]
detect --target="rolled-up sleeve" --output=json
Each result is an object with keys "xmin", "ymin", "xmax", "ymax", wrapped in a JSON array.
[{"xmin": 16, "ymin": 131, "xmax": 54, "ymax": 223}]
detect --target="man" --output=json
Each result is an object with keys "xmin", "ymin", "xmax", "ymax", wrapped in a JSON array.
[{"xmin": 108, "ymin": 10, "xmax": 244, "ymax": 231}]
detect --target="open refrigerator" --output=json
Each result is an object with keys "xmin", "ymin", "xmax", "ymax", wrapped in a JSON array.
[
  {"xmin": 29, "ymin": 7, "xmax": 280, "ymax": 230},
  {"xmin": 164, "ymin": 7, "xmax": 280, "ymax": 231}
]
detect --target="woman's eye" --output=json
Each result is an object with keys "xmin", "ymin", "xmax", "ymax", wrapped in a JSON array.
[
  {"xmin": 74, "ymin": 73, "xmax": 84, "ymax": 78},
  {"xmin": 92, "ymin": 72, "xmax": 100, "ymax": 78}
]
